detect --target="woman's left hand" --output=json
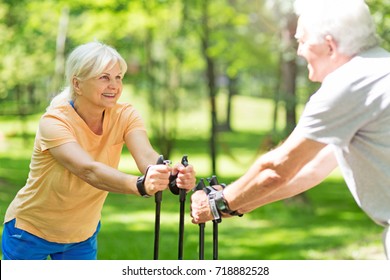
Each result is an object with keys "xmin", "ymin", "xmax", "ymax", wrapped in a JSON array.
[{"xmin": 172, "ymin": 163, "xmax": 196, "ymax": 191}]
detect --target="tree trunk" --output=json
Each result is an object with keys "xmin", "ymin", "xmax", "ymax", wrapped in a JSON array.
[
  {"xmin": 201, "ymin": 0, "xmax": 218, "ymax": 174},
  {"xmin": 220, "ymin": 75, "xmax": 237, "ymax": 132},
  {"xmin": 280, "ymin": 13, "xmax": 309, "ymax": 205},
  {"xmin": 51, "ymin": 7, "xmax": 69, "ymax": 96},
  {"xmin": 281, "ymin": 13, "xmax": 298, "ymax": 136}
]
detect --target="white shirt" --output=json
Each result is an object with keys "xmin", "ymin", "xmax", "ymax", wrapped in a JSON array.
[{"xmin": 296, "ymin": 47, "xmax": 390, "ymax": 226}]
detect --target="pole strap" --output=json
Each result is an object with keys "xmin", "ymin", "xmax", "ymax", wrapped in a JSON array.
[{"xmin": 204, "ymin": 186, "xmax": 222, "ymax": 223}]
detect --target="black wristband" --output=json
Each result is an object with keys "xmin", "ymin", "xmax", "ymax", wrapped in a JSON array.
[
  {"xmin": 136, "ymin": 167, "xmax": 152, "ymax": 198},
  {"xmin": 215, "ymin": 190, "xmax": 243, "ymax": 217}
]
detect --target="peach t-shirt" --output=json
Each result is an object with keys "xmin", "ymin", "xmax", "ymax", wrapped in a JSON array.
[{"xmin": 4, "ymin": 100, "xmax": 146, "ymax": 243}]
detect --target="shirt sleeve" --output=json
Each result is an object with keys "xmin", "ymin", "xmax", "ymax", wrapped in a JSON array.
[
  {"xmin": 120, "ymin": 104, "xmax": 147, "ymax": 140},
  {"xmin": 38, "ymin": 114, "xmax": 77, "ymax": 151},
  {"xmin": 295, "ymin": 74, "xmax": 379, "ymax": 149}
]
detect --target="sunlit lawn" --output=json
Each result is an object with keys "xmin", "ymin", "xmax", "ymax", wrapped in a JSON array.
[{"xmin": 0, "ymin": 94, "xmax": 385, "ymax": 259}]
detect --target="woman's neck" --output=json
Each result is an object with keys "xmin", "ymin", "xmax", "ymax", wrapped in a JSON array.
[{"xmin": 72, "ymin": 100, "xmax": 105, "ymax": 135}]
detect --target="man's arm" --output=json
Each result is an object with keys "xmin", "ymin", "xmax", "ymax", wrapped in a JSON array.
[
  {"xmin": 236, "ymin": 144, "xmax": 337, "ymax": 213},
  {"xmin": 191, "ymin": 133, "xmax": 332, "ymax": 223},
  {"xmin": 223, "ymin": 133, "xmax": 328, "ymax": 211}
]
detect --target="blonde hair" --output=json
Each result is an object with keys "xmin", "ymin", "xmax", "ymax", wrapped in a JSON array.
[{"xmin": 49, "ymin": 41, "xmax": 127, "ymax": 109}]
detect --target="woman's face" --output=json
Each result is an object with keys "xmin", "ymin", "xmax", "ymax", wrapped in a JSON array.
[{"xmin": 77, "ymin": 63, "xmax": 123, "ymax": 109}]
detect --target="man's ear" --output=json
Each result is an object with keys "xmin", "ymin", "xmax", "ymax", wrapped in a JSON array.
[{"xmin": 325, "ymin": 35, "xmax": 338, "ymax": 56}]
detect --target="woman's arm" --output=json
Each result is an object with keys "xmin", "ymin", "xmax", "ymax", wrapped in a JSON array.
[
  {"xmin": 125, "ymin": 130, "xmax": 196, "ymax": 191},
  {"xmin": 49, "ymin": 140, "xmax": 170, "ymax": 195},
  {"xmin": 125, "ymin": 130, "xmax": 160, "ymax": 174}
]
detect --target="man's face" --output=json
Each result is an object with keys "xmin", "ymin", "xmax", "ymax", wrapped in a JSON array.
[{"xmin": 295, "ymin": 18, "xmax": 334, "ymax": 83}]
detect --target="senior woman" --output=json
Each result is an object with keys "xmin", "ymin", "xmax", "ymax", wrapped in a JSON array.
[{"xmin": 2, "ymin": 41, "xmax": 196, "ymax": 260}]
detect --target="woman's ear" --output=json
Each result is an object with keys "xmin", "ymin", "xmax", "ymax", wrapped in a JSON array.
[{"xmin": 72, "ymin": 77, "xmax": 81, "ymax": 95}]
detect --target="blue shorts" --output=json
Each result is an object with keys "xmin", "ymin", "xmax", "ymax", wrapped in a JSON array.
[{"xmin": 2, "ymin": 219, "xmax": 101, "ymax": 260}]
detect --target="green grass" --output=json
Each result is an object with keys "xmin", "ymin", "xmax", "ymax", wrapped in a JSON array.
[
  {"xmin": 94, "ymin": 171, "xmax": 384, "ymax": 260},
  {"xmin": 0, "ymin": 94, "xmax": 385, "ymax": 260}
]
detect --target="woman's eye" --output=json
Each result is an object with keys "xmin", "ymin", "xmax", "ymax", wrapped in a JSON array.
[{"xmin": 100, "ymin": 75, "xmax": 110, "ymax": 80}]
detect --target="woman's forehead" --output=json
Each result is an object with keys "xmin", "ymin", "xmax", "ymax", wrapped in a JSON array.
[{"xmin": 102, "ymin": 62, "xmax": 122, "ymax": 74}]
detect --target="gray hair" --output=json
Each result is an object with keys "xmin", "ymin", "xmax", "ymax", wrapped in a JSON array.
[
  {"xmin": 49, "ymin": 41, "xmax": 127, "ymax": 108},
  {"xmin": 294, "ymin": 0, "xmax": 379, "ymax": 56}
]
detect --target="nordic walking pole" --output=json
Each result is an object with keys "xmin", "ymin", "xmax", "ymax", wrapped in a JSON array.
[
  {"xmin": 168, "ymin": 155, "xmax": 189, "ymax": 259},
  {"xmin": 212, "ymin": 221, "xmax": 218, "ymax": 260},
  {"xmin": 194, "ymin": 178, "xmax": 206, "ymax": 260},
  {"xmin": 154, "ymin": 155, "xmax": 168, "ymax": 260},
  {"xmin": 178, "ymin": 155, "xmax": 189, "ymax": 260},
  {"xmin": 199, "ymin": 223, "xmax": 205, "ymax": 260},
  {"xmin": 207, "ymin": 175, "xmax": 221, "ymax": 260}
]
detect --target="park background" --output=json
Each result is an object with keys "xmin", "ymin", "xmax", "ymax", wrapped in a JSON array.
[{"xmin": 1, "ymin": 0, "xmax": 389, "ymax": 260}]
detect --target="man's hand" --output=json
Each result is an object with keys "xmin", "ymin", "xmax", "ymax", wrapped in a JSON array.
[
  {"xmin": 190, "ymin": 189, "xmax": 213, "ymax": 224},
  {"xmin": 190, "ymin": 184, "xmax": 225, "ymax": 223}
]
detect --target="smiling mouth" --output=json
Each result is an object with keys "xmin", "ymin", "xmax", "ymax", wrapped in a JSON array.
[{"xmin": 102, "ymin": 93, "xmax": 116, "ymax": 97}]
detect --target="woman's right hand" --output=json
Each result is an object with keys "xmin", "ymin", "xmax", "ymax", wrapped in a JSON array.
[{"xmin": 143, "ymin": 164, "xmax": 172, "ymax": 195}]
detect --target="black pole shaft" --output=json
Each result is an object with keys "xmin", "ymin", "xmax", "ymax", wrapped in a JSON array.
[
  {"xmin": 199, "ymin": 223, "xmax": 205, "ymax": 260},
  {"xmin": 207, "ymin": 175, "xmax": 220, "ymax": 260},
  {"xmin": 178, "ymin": 190, "xmax": 186, "ymax": 260},
  {"xmin": 178, "ymin": 155, "xmax": 188, "ymax": 260},
  {"xmin": 153, "ymin": 155, "xmax": 165, "ymax": 260},
  {"xmin": 154, "ymin": 191, "xmax": 162, "ymax": 260},
  {"xmin": 213, "ymin": 221, "xmax": 218, "ymax": 260}
]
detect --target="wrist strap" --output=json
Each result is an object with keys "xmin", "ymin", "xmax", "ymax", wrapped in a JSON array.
[
  {"xmin": 169, "ymin": 175, "xmax": 180, "ymax": 195},
  {"xmin": 136, "ymin": 166, "xmax": 152, "ymax": 198},
  {"xmin": 204, "ymin": 186, "xmax": 222, "ymax": 223},
  {"xmin": 168, "ymin": 155, "xmax": 189, "ymax": 195}
]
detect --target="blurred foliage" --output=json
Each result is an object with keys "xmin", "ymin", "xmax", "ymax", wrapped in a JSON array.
[
  {"xmin": 0, "ymin": 0, "xmax": 387, "ymax": 105},
  {"xmin": 0, "ymin": 0, "xmax": 389, "ymax": 135},
  {"xmin": 369, "ymin": 0, "xmax": 390, "ymax": 50}
]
